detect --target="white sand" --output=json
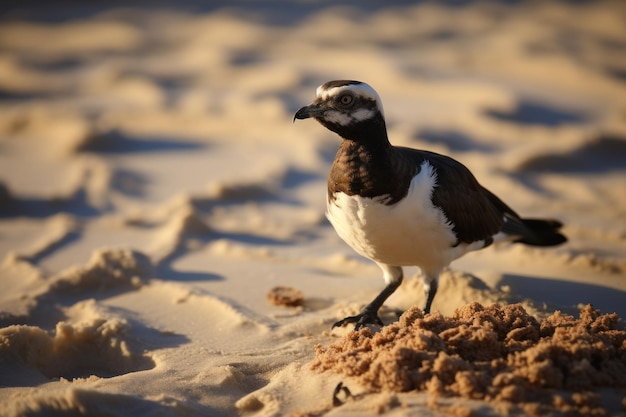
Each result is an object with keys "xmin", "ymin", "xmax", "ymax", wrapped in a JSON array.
[{"xmin": 0, "ymin": 1, "xmax": 625, "ymax": 416}]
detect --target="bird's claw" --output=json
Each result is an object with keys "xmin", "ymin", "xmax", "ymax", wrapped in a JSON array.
[{"xmin": 332, "ymin": 309, "xmax": 383, "ymax": 330}]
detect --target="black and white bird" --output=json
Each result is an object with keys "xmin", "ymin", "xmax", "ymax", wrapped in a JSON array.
[{"xmin": 294, "ymin": 80, "xmax": 566, "ymax": 330}]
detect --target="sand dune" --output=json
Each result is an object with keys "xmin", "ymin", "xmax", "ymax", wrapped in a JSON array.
[{"xmin": 0, "ymin": 1, "xmax": 625, "ymax": 416}]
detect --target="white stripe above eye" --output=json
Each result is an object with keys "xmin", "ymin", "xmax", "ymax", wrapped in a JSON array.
[{"xmin": 317, "ymin": 83, "xmax": 385, "ymax": 119}]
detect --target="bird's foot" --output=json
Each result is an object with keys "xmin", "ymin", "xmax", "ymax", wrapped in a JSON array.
[{"xmin": 332, "ymin": 308, "xmax": 383, "ymax": 330}]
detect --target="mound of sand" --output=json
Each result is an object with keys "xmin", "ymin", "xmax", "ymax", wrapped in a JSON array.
[
  {"xmin": 0, "ymin": 299, "xmax": 155, "ymax": 380},
  {"xmin": 50, "ymin": 248, "xmax": 153, "ymax": 294},
  {"xmin": 1, "ymin": 389, "xmax": 188, "ymax": 417},
  {"xmin": 312, "ymin": 303, "xmax": 626, "ymax": 416}
]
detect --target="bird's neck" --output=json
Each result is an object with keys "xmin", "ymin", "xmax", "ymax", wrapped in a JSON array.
[
  {"xmin": 328, "ymin": 132, "xmax": 401, "ymax": 202},
  {"xmin": 325, "ymin": 114, "xmax": 389, "ymax": 146}
]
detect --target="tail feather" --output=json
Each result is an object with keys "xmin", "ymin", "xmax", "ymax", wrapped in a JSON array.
[
  {"xmin": 510, "ymin": 218, "xmax": 567, "ymax": 246},
  {"xmin": 482, "ymin": 186, "xmax": 567, "ymax": 247}
]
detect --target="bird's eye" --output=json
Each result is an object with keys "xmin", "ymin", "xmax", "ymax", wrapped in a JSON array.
[{"xmin": 338, "ymin": 93, "xmax": 354, "ymax": 106}]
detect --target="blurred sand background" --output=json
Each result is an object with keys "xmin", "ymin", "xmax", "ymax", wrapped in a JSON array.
[{"xmin": 0, "ymin": 1, "xmax": 625, "ymax": 416}]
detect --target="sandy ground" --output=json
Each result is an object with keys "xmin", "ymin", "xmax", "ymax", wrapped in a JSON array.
[{"xmin": 0, "ymin": 1, "xmax": 625, "ymax": 416}]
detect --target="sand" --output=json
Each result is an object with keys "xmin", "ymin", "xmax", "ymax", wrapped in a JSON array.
[
  {"xmin": 313, "ymin": 303, "xmax": 626, "ymax": 416},
  {"xmin": 0, "ymin": 1, "xmax": 625, "ymax": 416}
]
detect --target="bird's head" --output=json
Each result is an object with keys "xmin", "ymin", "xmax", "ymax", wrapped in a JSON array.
[{"xmin": 294, "ymin": 80, "xmax": 387, "ymax": 141}]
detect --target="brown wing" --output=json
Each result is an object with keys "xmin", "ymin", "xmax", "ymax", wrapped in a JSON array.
[{"xmin": 398, "ymin": 148, "xmax": 506, "ymax": 244}]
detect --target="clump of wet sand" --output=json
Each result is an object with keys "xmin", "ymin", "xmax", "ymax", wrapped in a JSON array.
[{"xmin": 312, "ymin": 303, "xmax": 626, "ymax": 416}]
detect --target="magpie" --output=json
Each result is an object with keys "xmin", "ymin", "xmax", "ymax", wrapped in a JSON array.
[{"xmin": 294, "ymin": 80, "xmax": 566, "ymax": 330}]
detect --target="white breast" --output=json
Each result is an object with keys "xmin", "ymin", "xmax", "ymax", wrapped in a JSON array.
[{"xmin": 326, "ymin": 161, "xmax": 476, "ymax": 275}]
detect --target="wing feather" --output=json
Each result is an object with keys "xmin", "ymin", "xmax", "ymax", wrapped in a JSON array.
[{"xmin": 398, "ymin": 148, "xmax": 505, "ymax": 244}]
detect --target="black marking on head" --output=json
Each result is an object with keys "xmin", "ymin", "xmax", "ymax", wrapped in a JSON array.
[
  {"xmin": 316, "ymin": 98, "xmax": 383, "ymax": 139},
  {"xmin": 320, "ymin": 80, "xmax": 363, "ymax": 90}
]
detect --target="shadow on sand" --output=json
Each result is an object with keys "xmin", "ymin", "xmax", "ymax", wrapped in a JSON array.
[{"xmin": 497, "ymin": 273, "xmax": 626, "ymax": 318}]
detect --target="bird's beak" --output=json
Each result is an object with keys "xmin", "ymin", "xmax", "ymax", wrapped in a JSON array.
[{"xmin": 293, "ymin": 103, "xmax": 325, "ymax": 123}]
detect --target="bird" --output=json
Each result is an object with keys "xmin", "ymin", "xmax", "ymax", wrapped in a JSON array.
[{"xmin": 294, "ymin": 80, "xmax": 566, "ymax": 330}]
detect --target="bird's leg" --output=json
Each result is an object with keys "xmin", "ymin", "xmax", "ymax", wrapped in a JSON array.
[
  {"xmin": 333, "ymin": 265, "xmax": 403, "ymax": 330},
  {"xmin": 422, "ymin": 273, "xmax": 439, "ymax": 314}
]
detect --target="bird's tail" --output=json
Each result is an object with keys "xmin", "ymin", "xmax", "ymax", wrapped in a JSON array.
[
  {"xmin": 482, "ymin": 186, "xmax": 567, "ymax": 247},
  {"xmin": 511, "ymin": 218, "xmax": 567, "ymax": 246}
]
